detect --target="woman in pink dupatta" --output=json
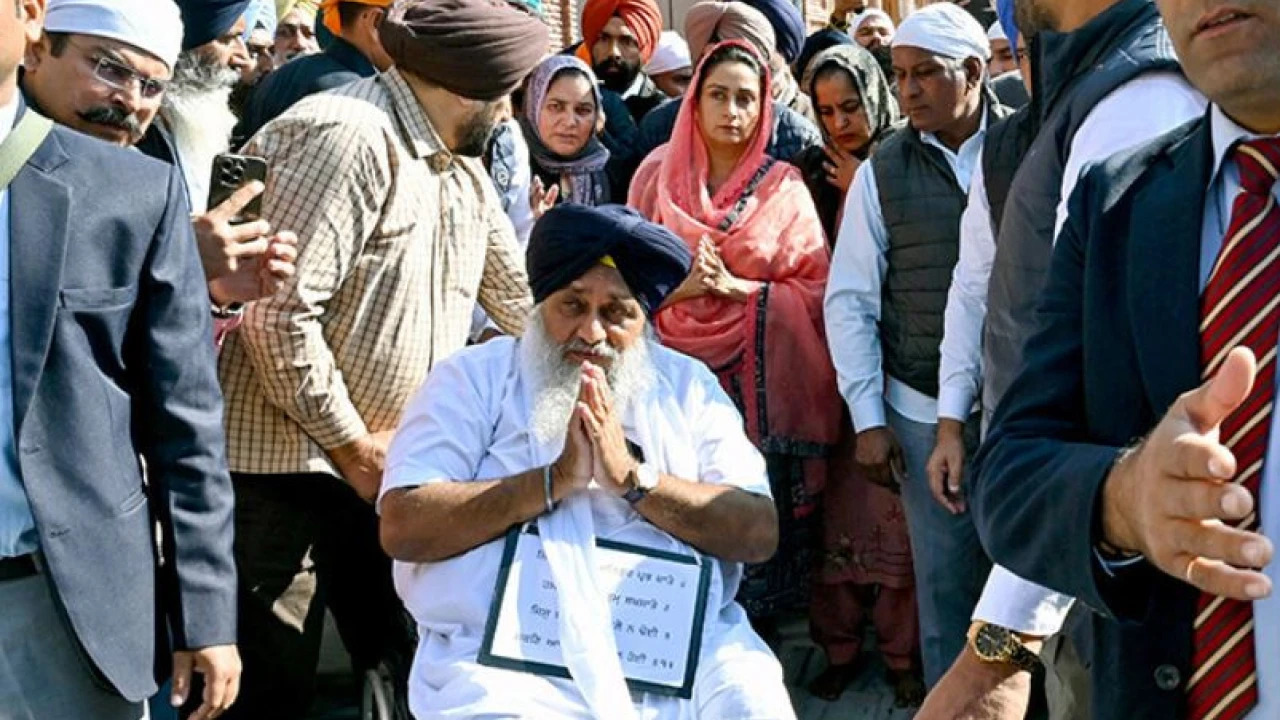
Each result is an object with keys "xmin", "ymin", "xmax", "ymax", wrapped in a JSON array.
[{"xmin": 629, "ymin": 40, "xmax": 841, "ymax": 623}]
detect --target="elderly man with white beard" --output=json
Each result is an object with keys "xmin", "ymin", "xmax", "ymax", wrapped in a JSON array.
[{"xmin": 378, "ymin": 204, "xmax": 797, "ymax": 720}]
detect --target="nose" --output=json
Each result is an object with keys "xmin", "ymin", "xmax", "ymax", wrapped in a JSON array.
[
  {"xmin": 605, "ymin": 39, "xmax": 623, "ymax": 60},
  {"xmin": 577, "ymin": 316, "xmax": 607, "ymax": 346},
  {"xmin": 111, "ymin": 84, "xmax": 144, "ymax": 113}
]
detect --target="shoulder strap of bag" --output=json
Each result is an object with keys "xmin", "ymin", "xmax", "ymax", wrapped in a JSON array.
[
  {"xmin": 0, "ymin": 110, "xmax": 54, "ymax": 191},
  {"xmin": 717, "ymin": 157, "xmax": 777, "ymax": 233}
]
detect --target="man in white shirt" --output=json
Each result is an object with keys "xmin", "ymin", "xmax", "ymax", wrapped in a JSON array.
[
  {"xmin": 825, "ymin": 3, "xmax": 1010, "ymax": 687},
  {"xmin": 966, "ymin": 0, "xmax": 1280, "ymax": 717},
  {"xmin": 378, "ymin": 204, "xmax": 795, "ymax": 720},
  {"xmin": 923, "ymin": 0, "xmax": 1207, "ymax": 717}
]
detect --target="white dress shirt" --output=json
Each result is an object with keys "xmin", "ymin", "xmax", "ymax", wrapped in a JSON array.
[
  {"xmin": 378, "ymin": 337, "xmax": 790, "ymax": 719},
  {"xmin": 826, "ymin": 111, "xmax": 989, "ymax": 432},
  {"xmin": 970, "ymin": 104, "xmax": 1279, "ymax": 719},
  {"xmin": 939, "ymin": 73, "xmax": 1207, "ymax": 422},
  {"xmin": 962, "ymin": 73, "xmax": 1208, "ymax": 640}
]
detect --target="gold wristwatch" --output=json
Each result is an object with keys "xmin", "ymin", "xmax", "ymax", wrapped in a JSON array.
[{"xmin": 967, "ymin": 622, "xmax": 1042, "ymax": 673}]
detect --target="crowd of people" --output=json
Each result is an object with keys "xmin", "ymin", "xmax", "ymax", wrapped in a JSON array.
[{"xmin": 1, "ymin": 0, "xmax": 1278, "ymax": 719}]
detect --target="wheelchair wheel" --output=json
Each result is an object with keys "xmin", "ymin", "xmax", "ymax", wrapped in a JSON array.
[{"xmin": 362, "ymin": 665, "xmax": 395, "ymax": 720}]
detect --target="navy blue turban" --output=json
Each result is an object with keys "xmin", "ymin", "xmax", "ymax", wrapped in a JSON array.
[
  {"xmin": 738, "ymin": 0, "xmax": 805, "ymax": 63},
  {"xmin": 527, "ymin": 204, "xmax": 693, "ymax": 316},
  {"xmin": 176, "ymin": 0, "xmax": 253, "ymax": 50},
  {"xmin": 796, "ymin": 29, "xmax": 854, "ymax": 76}
]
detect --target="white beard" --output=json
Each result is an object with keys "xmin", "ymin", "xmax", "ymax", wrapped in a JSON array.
[
  {"xmin": 521, "ymin": 312, "xmax": 657, "ymax": 446},
  {"xmin": 162, "ymin": 86, "xmax": 238, "ymax": 214}
]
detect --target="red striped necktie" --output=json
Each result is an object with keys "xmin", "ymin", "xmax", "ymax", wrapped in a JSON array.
[{"xmin": 1188, "ymin": 138, "xmax": 1280, "ymax": 720}]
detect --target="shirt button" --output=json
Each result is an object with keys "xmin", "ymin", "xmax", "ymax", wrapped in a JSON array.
[{"xmin": 1154, "ymin": 664, "xmax": 1181, "ymax": 691}]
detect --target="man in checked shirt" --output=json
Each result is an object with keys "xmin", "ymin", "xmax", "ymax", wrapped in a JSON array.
[{"xmin": 214, "ymin": 1, "xmax": 548, "ymax": 717}]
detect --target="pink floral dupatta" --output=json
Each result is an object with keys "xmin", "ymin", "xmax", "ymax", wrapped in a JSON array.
[{"xmin": 629, "ymin": 40, "xmax": 841, "ymax": 473}]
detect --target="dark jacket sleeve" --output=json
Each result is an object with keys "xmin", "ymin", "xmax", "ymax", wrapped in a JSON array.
[
  {"xmin": 135, "ymin": 165, "xmax": 238, "ymax": 650},
  {"xmin": 971, "ymin": 168, "xmax": 1160, "ymax": 623}
]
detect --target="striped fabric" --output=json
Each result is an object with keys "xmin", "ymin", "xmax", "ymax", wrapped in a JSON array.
[{"xmin": 1189, "ymin": 138, "xmax": 1280, "ymax": 720}]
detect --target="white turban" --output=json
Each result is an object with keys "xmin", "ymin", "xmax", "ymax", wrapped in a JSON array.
[
  {"xmin": 853, "ymin": 8, "xmax": 894, "ymax": 33},
  {"xmin": 892, "ymin": 2, "xmax": 990, "ymax": 61},
  {"xmin": 987, "ymin": 20, "xmax": 1007, "ymax": 42},
  {"xmin": 645, "ymin": 31, "xmax": 692, "ymax": 75},
  {"xmin": 44, "ymin": 0, "xmax": 184, "ymax": 69}
]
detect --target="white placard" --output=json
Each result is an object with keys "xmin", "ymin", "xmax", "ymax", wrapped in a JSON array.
[{"xmin": 478, "ymin": 526, "xmax": 712, "ymax": 698}]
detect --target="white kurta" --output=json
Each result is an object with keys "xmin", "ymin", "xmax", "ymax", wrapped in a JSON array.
[{"xmin": 379, "ymin": 337, "xmax": 796, "ymax": 720}]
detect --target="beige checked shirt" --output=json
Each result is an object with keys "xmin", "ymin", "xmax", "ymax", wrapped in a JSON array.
[{"xmin": 219, "ymin": 69, "xmax": 531, "ymax": 477}]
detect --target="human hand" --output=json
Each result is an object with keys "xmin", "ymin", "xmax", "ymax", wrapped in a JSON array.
[
  {"xmin": 530, "ymin": 177, "xmax": 561, "ymax": 220},
  {"xmin": 193, "ymin": 181, "xmax": 272, "ymax": 282},
  {"xmin": 328, "ymin": 430, "xmax": 396, "ymax": 503},
  {"xmin": 552, "ymin": 375, "xmax": 596, "ymax": 498},
  {"xmin": 1101, "ymin": 347, "xmax": 1274, "ymax": 601},
  {"xmin": 822, "ymin": 142, "xmax": 862, "ymax": 193},
  {"xmin": 172, "ymin": 645, "xmax": 242, "ymax": 720},
  {"xmin": 697, "ymin": 238, "xmax": 755, "ymax": 302},
  {"xmin": 927, "ymin": 418, "xmax": 967, "ymax": 514},
  {"xmin": 855, "ymin": 426, "xmax": 906, "ymax": 490},
  {"xmin": 577, "ymin": 363, "xmax": 637, "ymax": 496},
  {"xmin": 208, "ymin": 231, "xmax": 298, "ymax": 306}
]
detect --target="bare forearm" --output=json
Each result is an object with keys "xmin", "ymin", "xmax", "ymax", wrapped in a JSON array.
[
  {"xmin": 917, "ymin": 647, "xmax": 1032, "ymax": 720},
  {"xmin": 633, "ymin": 476, "xmax": 778, "ymax": 564},
  {"xmin": 381, "ymin": 469, "xmax": 548, "ymax": 562}
]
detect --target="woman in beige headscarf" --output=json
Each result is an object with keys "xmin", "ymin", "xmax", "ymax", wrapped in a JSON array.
[{"xmin": 683, "ymin": 1, "xmax": 814, "ymax": 123}]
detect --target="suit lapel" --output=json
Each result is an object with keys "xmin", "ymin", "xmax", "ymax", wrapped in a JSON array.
[
  {"xmin": 1127, "ymin": 122, "xmax": 1213, "ymax": 415},
  {"xmin": 9, "ymin": 128, "xmax": 70, "ymax": 434}
]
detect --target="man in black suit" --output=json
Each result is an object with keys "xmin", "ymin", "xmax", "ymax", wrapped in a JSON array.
[
  {"xmin": 971, "ymin": 0, "xmax": 1280, "ymax": 718},
  {"xmin": 0, "ymin": 1, "xmax": 240, "ymax": 719}
]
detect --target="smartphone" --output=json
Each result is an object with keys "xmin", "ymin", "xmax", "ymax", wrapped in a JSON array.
[{"xmin": 207, "ymin": 153, "xmax": 268, "ymax": 222}]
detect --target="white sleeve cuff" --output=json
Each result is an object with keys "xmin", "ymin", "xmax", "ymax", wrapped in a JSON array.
[
  {"xmin": 851, "ymin": 397, "xmax": 887, "ymax": 433},
  {"xmin": 937, "ymin": 386, "xmax": 977, "ymax": 422},
  {"xmin": 971, "ymin": 565, "xmax": 1075, "ymax": 637}
]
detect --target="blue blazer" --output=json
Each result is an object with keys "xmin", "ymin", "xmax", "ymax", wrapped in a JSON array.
[
  {"xmin": 11, "ymin": 107, "xmax": 236, "ymax": 702},
  {"xmin": 972, "ymin": 115, "xmax": 1213, "ymax": 719}
]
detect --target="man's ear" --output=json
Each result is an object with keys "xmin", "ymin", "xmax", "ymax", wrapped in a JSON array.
[
  {"xmin": 22, "ymin": 0, "xmax": 46, "ymax": 47},
  {"xmin": 964, "ymin": 57, "xmax": 985, "ymax": 91}
]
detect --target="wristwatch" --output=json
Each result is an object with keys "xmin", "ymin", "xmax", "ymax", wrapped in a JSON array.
[
  {"xmin": 967, "ymin": 622, "xmax": 1042, "ymax": 673},
  {"xmin": 621, "ymin": 463, "xmax": 660, "ymax": 505}
]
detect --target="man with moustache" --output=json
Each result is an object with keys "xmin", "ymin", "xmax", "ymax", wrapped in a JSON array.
[
  {"xmin": 576, "ymin": 0, "xmax": 666, "ymax": 123},
  {"xmin": 20, "ymin": 0, "xmax": 297, "ymax": 332},
  {"xmin": 968, "ymin": 0, "xmax": 1280, "ymax": 718},
  {"xmin": 216, "ymin": 1, "xmax": 542, "ymax": 716},
  {"xmin": 378, "ymin": 204, "xmax": 793, "ymax": 720},
  {"xmin": 825, "ymin": 3, "xmax": 1010, "ymax": 690}
]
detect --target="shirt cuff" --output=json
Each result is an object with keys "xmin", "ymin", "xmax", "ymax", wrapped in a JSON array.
[
  {"xmin": 937, "ymin": 386, "xmax": 977, "ymax": 422},
  {"xmin": 972, "ymin": 565, "xmax": 1075, "ymax": 637},
  {"xmin": 851, "ymin": 397, "xmax": 887, "ymax": 433}
]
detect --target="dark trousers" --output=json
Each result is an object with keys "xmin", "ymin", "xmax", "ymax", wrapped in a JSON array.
[{"xmin": 220, "ymin": 473, "xmax": 416, "ymax": 720}]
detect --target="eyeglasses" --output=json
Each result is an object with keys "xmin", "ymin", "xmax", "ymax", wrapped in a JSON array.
[{"xmin": 71, "ymin": 40, "xmax": 168, "ymax": 100}]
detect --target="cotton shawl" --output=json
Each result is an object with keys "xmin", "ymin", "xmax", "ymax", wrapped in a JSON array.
[{"xmin": 628, "ymin": 40, "xmax": 841, "ymax": 469}]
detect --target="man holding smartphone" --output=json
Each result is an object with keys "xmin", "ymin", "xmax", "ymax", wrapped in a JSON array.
[{"xmin": 21, "ymin": 0, "xmax": 297, "ymax": 325}]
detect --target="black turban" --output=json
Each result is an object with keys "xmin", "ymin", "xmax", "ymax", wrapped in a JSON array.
[
  {"xmin": 527, "ymin": 204, "xmax": 693, "ymax": 316},
  {"xmin": 379, "ymin": 0, "xmax": 549, "ymax": 101},
  {"xmin": 796, "ymin": 29, "xmax": 853, "ymax": 78},
  {"xmin": 176, "ymin": 0, "xmax": 252, "ymax": 50}
]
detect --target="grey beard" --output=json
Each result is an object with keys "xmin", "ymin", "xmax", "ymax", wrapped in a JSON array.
[
  {"xmin": 160, "ymin": 52, "xmax": 240, "ymax": 213},
  {"xmin": 521, "ymin": 312, "xmax": 657, "ymax": 446}
]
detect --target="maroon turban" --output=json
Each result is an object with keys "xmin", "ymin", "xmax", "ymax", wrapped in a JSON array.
[{"xmin": 379, "ymin": 0, "xmax": 549, "ymax": 101}]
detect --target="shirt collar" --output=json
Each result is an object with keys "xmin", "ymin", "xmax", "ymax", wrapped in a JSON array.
[
  {"xmin": 1208, "ymin": 103, "xmax": 1278, "ymax": 188},
  {"xmin": 920, "ymin": 102, "xmax": 990, "ymax": 157},
  {"xmin": 621, "ymin": 71, "xmax": 647, "ymax": 100},
  {"xmin": 381, "ymin": 68, "xmax": 452, "ymax": 169}
]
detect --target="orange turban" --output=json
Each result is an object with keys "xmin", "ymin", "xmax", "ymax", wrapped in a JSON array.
[
  {"xmin": 320, "ymin": 0, "xmax": 392, "ymax": 36},
  {"xmin": 576, "ymin": 0, "xmax": 664, "ymax": 64}
]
